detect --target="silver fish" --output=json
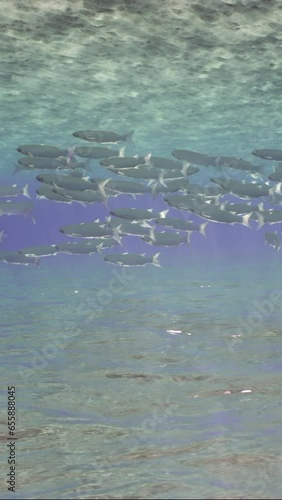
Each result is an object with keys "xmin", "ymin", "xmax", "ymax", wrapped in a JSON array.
[
  {"xmin": 74, "ymin": 145, "xmax": 125, "ymax": 159},
  {"xmin": 59, "ymin": 221, "xmax": 119, "ymax": 240},
  {"xmin": 156, "ymin": 210, "xmax": 208, "ymax": 236},
  {"xmin": 100, "ymin": 155, "xmax": 145, "ymax": 168},
  {"xmin": 0, "ymin": 200, "xmax": 33, "ymax": 216},
  {"xmin": 19, "ymin": 245, "xmax": 59, "ymax": 257},
  {"xmin": 73, "ymin": 129, "xmax": 134, "ymax": 144},
  {"xmin": 0, "ymin": 184, "xmax": 30, "ymax": 198},
  {"xmin": 106, "ymin": 217, "xmax": 151, "ymax": 236},
  {"xmin": 264, "ymin": 232, "xmax": 281, "ymax": 251},
  {"xmin": 17, "ymin": 144, "xmax": 69, "ymax": 158},
  {"xmin": 104, "ymin": 252, "xmax": 160, "ymax": 267},
  {"xmin": 0, "ymin": 251, "xmax": 39, "ymax": 266},
  {"xmin": 36, "ymin": 186, "xmax": 72, "ymax": 203},
  {"xmin": 252, "ymin": 149, "xmax": 282, "ymax": 161},
  {"xmin": 171, "ymin": 149, "xmax": 213, "ymax": 166},
  {"xmin": 109, "ymin": 208, "xmax": 157, "ymax": 221},
  {"xmin": 142, "ymin": 228, "xmax": 190, "ymax": 246}
]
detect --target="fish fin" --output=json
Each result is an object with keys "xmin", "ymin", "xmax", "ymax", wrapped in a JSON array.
[
  {"xmin": 113, "ymin": 226, "xmax": 122, "ymax": 245},
  {"xmin": 105, "ymin": 216, "xmax": 111, "ymax": 224},
  {"xmin": 141, "ymin": 221, "xmax": 152, "ymax": 228},
  {"xmin": 200, "ymin": 222, "xmax": 208, "ymax": 237},
  {"xmin": 158, "ymin": 171, "xmax": 167, "ymax": 187},
  {"xmin": 119, "ymin": 146, "xmax": 126, "ymax": 158},
  {"xmin": 258, "ymin": 202, "xmax": 264, "ymax": 211},
  {"xmin": 149, "ymin": 226, "xmax": 156, "ymax": 241},
  {"xmin": 34, "ymin": 257, "xmax": 40, "ymax": 267},
  {"xmin": 256, "ymin": 212, "xmax": 264, "ymax": 230},
  {"xmin": 242, "ymin": 213, "xmax": 252, "ymax": 228},
  {"xmin": 151, "ymin": 181, "xmax": 158, "ymax": 198},
  {"xmin": 187, "ymin": 232, "xmax": 191, "ymax": 245},
  {"xmin": 126, "ymin": 130, "xmax": 135, "ymax": 147},
  {"xmin": 152, "ymin": 252, "xmax": 161, "ymax": 267},
  {"xmin": 272, "ymin": 182, "xmax": 282, "ymax": 195},
  {"xmin": 98, "ymin": 179, "xmax": 110, "ymax": 198},
  {"xmin": 97, "ymin": 243, "xmax": 104, "ymax": 254},
  {"xmin": 219, "ymin": 202, "xmax": 227, "ymax": 210},
  {"xmin": 23, "ymin": 183, "xmax": 31, "ymax": 199},
  {"xmin": 67, "ymin": 145, "xmax": 76, "ymax": 163},
  {"xmin": 144, "ymin": 153, "xmax": 152, "ymax": 166},
  {"xmin": 159, "ymin": 209, "xmax": 169, "ymax": 219},
  {"xmin": 147, "ymin": 179, "xmax": 154, "ymax": 186}
]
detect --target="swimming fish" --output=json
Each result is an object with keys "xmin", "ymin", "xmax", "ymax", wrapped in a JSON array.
[
  {"xmin": 0, "ymin": 184, "xmax": 30, "ymax": 198},
  {"xmin": 19, "ymin": 245, "xmax": 59, "ymax": 257},
  {"xmin": 264, "ymin": 232, "xmax": 281, "ymax": 251},
  {"xmin": 73, "ymin": 129, "xmax": 135, "ymax": 144},
  {"xmin": 104, "ymin": 252, "xmax": 161, "ymax": 267},
  {"xmin": 252, "ymin": 149, "xmax": 282, "ymax": 161},
  {"xmin": 109, "ymin": 208, "xmax": 157, "ymax": 221},
  {"xmin": 17, "ymin": 144, "xmax": 69, "ymax": 158},
  {"xmin": 0, "ymin": 200, "xmax": 33, "ymax": 217},
  {"xmin": 0, "ymin": 251, "xmax": 39, "ymax": 266},
  {"xmin": 142, "ymin": 227, "xmax": 190, "ymax": 246},
  {"xmin": 74, "ymin": 145, "xmax": 125, "ymax": 159}
]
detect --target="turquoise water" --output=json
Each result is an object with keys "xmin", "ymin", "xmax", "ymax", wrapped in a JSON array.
[
  {"xmin": 1, "ymin": 260, "xmax": 282, "ymax": 498},
  {"xmin": 1, "ymin": 1, "xmax": 282, "ymax": 498}
]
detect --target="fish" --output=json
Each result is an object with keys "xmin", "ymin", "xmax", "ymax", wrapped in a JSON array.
[
  {"xmin": 154, "ymin": 177, "xmax": 190, "ymax": 193},
  {"xmin": 56, "ymin": 238, "xmax": 119, "ymax": 254},
  {"xmin": 74, "ymin": 145, "xmax": 125, "ymax": 159},
  {"xmin": 17, "ymin": 144, "xmax": 69, "ymax": 158},
  {"xmin": 185, "ymin": 182, "xmax": 224, "ymax": 197},
  {"xmin": 211, "ymin": 156, "xmax": 263, "ymax": 172},
  {"xmin": 142, "ymin": 227, "xmax": 190, "ymax": 246},
  {"xmin": 156, "ymin": 211, "xmax": 208, "ymax": 236},
  {"xmin": 268, "ymin": 166, "xmax": 282, "ymax": 182},
  {"xmin": 36, "ymin": 173, "xmax": 108, "ymax": 194},
  {"xmin": 164, "ymin": 193, "xmax": 211, "ymax": 213},
  {"xmin": 171, "ymin": 149, "xmax": 213, "ymax": 166},
  {"xmin": 210, "ymin": 177, "xmax": 270, "ymax": 198},
  {"xmin": 102, "ymin": 179, "xmax": 153, "ymax": 195},
  {"xmin": 109, "ymin": 208, "xmax": 157, "ymax": 221},
  {"xmin": 106, "ymin": 217, "xmax": 151, "ymax": 236},
  {"xmin": 17, "ymin": 156, "xmax": 91, "ymax": 171},
  {"xmin": 36, "ymin": 186, "xmax": 73, "ymax": 203},
  {"xmin": 51, "ymin": 187, "xmax": 105, "ymax": 204},
  {"xmin": 19, "ymin": 245, "xmax": 59, "ymax": 257},
  {"xmin": 252, "ymin": 149, "xmax": 282, "ymax": 161},
  {"xmin": 0, "ymin": 251, "xmax": 39, "ymax": 266},
  {"xmin": 100, "ymin": 155, "xmax": 145, "ymax": 168},
  {"xmin": 264, "ymin": 232, "xmax": 281, "ymax": 251},
  {"xmin": 145, "ymin": 155, "xmax": 186, "ymax": 170},
  {"xmin": 220, "ymin": 201, "xmax": 262, "ymax": 214},
  {"xmin": 197, "ymin": 205, "xmax": 252, "ymax": 226},
  {"xmin": 0, "ymin": 230, "xmax": 6, "ymax": 243},
  {"xmin": 252, "ymin": 208, "xmax": 282, "ymax": 229},
  {"xmin": 0, "ymin": 184, "xmax": 30, "ymax": 198},
  {"xmin": 73, "ymin": 129, "xmax": 135, "ymax": 144},
  {"xmin": 109, "ymin": 165, "xmax": 185, "ymax": 184},
  {"xmin": 104, "ymin": 252, "xmax": 161, "ymax": 267},
  {"xmin": 59, "ymin": 221, "xmax": 120, "ymax": 241},
  {"xmin": 0, "ymin": 200, "xmax": 33, "ymax": 217}
]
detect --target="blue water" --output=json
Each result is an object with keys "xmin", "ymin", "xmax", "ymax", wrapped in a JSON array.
[{"xmin": 1, "ymin": 1, "xmax": 282, "ymax": 498}]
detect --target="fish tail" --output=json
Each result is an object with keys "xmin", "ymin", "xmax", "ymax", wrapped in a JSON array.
[
  {"xmin": 152, "ymin": 252, "xmax": 161, "ymax": 267},
  {"xmin": 22, "ymin": 183, "xmax": 31, "ymax": 199},
  {"xmin": 256, "ymin": 212, "xmax": 264, "ymax": 230},
  {"xmin": 126, "ymin": 130, "xmax": 135, "ymax": 147},
  {"xmin": 118, "ymin": 146, "xmax": 126, "ymax": 157},
  {"xmin": 200, "ymin": 222, "xmax": 208, "ymax": 237},
  {"xmin": 242, "ymin": 213, "xmax": 252, "ymax": 228}
]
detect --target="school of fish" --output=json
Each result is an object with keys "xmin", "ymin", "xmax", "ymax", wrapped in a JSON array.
[{"xmin": 1, "ymin": 129, "xmax": 282, "ymax": 266}]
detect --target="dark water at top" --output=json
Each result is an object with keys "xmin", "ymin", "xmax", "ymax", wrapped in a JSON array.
[{"xmin": 1, "ymin": 1, "xmax": 282, "ymax": 498}]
